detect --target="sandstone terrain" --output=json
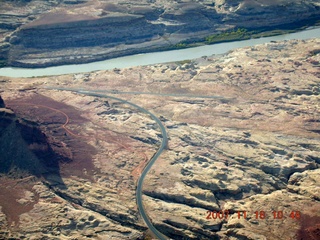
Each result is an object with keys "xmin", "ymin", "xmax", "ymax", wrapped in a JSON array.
[
  {"xmin": 0, "ymin": 37, "xmax": 319, "ymax": 239},
  {"xmin": 0, "ymin": 0, "xmax": 320, "ymax": 67}
]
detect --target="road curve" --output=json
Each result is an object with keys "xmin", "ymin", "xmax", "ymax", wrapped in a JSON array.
[{"xmin": 49, "ymin": 88, "xmax": 168, "ymax": 240}]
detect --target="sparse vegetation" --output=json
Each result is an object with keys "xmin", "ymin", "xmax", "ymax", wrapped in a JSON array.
[
  {"xmin": 205, "ymin": 28, "xmax": 251, "ymax": 44},
  {"xmin": 172, "ymin": 26, "xmax": 308, "ymax": 51},
  {"xmin": 174, "ymin": 43, "xmax": 188, "ymax": 49},
  {"xmin": 204, "ymin": 28, "xmax": 301, "ymax": 44}
]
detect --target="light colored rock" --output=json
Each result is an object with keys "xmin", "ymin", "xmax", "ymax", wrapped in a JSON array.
[{"xmin": 0, "ymin": 38, "xmax": 319, "ymax": 239}]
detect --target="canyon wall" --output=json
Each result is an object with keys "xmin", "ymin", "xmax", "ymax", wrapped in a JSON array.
[{"xmin": 0, "ymin": 0, "xmax": 320, "ymax": 67}]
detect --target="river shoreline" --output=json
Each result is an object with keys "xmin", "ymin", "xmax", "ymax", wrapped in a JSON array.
[
  {"xmin": 3, "ymin": 16, "xmax": 320, "ymax": 70},
  {"xmin": 0, "ymin": 26, "xmax": 320, "ymax": 78}
]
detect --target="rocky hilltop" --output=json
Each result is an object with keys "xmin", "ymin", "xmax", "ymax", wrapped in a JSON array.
[
  {"xmin": 0, "ymin": 0, "xmax": 320, "ymax": 67},
  {"xmin": 0, "ymin": 38, "xmax": 319, "ymax": 239},
  {"xmin": 0, "ymin": 96, "xmax": 71, "ymax": 177}
]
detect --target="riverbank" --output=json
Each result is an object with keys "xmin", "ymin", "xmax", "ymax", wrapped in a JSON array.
[
  {"xmin": 3, "ymin": 22, "xmax": 320, "ymax": 70},
  {"xmin": 1, "ymin": 0, "xmax": 320, "ymax": 69},
  {"xmin": 1, "ymin": 27, "xmax": 320, "ymax": 78},
  {"xmin": 174, "ymin": 17, "xmax": 320, "ymax": 49}
]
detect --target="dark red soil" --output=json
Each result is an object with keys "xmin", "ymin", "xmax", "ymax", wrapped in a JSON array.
[
  {"xmin": 0, "ymin": 93, "xmax": 151, "ymax": 227},
  {"xmin": 296, "ymin": 214, "xmax": 320, "ymax": 240},
  {"xmin": 6, "ymin": 94, "xmax": 98, "ymax": 180},
  {"xmin": 0, "ymin": 176, "xmax": 38, "ymax": 227},
  {"xmin": 0, "ymin": 93, "xmax": 102, "ymax": 227}
]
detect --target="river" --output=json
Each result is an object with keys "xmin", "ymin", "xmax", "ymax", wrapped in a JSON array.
[{"xmin": 0, "ymin": 27, "xmax": 319, "ymax": 78}]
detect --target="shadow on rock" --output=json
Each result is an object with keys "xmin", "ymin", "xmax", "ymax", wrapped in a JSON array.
[{"xmin": 0, "ymin": 95, "xmax": 69, "ymax": 188}]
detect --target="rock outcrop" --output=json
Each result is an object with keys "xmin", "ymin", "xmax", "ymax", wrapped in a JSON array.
[
  {"xmin": 0, "ymin": 96, "xmax": 4, "ymax": 108},
  {"xmin": 0, "ymin": 38, "xmax": 319, "ymax": 239},
  {"xmin": 214, "ymin": 0, "xmax": 320, "ymax": 28},
  {"xmin": 1, "ymin": 0, "xmax": 320, "ymax": 67},
  {"xmin": 0, "ymin": 96, "xmax": 70, "ymax": 177},
  {"xmin": 7, "ymin": 11, "xmax": 166, "ymax": 67}
]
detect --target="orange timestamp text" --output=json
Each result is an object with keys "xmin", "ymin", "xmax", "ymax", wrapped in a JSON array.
[{"xmin": 206, "ymin": 210, "xmax": 301, "ymax": 220}]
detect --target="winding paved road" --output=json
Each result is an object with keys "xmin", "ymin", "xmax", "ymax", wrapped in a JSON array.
[{"xmin": 48, "ymin": 88, "xmax": 168, "ymax": 240}]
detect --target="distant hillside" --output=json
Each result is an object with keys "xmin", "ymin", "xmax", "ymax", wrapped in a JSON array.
[{"xmin": 0, "ymin": 0, "xmax": 320, "ymax": 67}]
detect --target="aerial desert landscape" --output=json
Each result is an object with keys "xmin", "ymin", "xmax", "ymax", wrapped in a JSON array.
[
  {"xmin": 1, "ymin": 0, "xmax": 320, "ymax": 67},
  {"xmin": 0, "ymin": 0, "xmax": 319, "ymax": 240}
]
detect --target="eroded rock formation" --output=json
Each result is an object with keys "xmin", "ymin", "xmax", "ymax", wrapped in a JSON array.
[
  {"xmin": 1, "ymin": 0, "xmax": 320, "ymax": 67},
  {"xmin": 0, "ymin": 96, "xmax": 70, "ymax": 177},
  {"xmin": 0, "ymin": 38, "xmax": 319, "ymax": 239}
]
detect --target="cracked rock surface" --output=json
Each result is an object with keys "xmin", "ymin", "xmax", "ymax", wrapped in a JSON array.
[{"xmin": 0, "ymin": 38, "xmax": 319, "ymax": 239}]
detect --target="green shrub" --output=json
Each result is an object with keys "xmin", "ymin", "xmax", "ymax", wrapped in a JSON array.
[{"xmin": 205, "ymin": 28, "xmax": 251, "ymax": 44}]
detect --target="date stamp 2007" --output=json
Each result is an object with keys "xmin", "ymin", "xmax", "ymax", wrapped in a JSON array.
[{"xmin": 206, "ymin": 210, "xmax": 301, "ymax": 220}]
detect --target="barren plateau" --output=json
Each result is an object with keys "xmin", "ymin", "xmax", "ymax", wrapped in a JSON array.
[{"xmin": 0, "ymin": 37, "xmax": 319, "ymax": 239}]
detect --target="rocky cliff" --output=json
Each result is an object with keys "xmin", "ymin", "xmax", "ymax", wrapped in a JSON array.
[
  {"xmin": 214, "ymin": 0, "xmax": 320, "ymax": 28},
  {"xmin": 8, "ymin": 11, "xmax": 166, "ymax": 67},
  {"xmin": 0, "ymin": 96, "xmax": 70, "ymax": 177},
  {"xmin": 1, "ymin": 0, "xmax": 320, "ymax": 67}
]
